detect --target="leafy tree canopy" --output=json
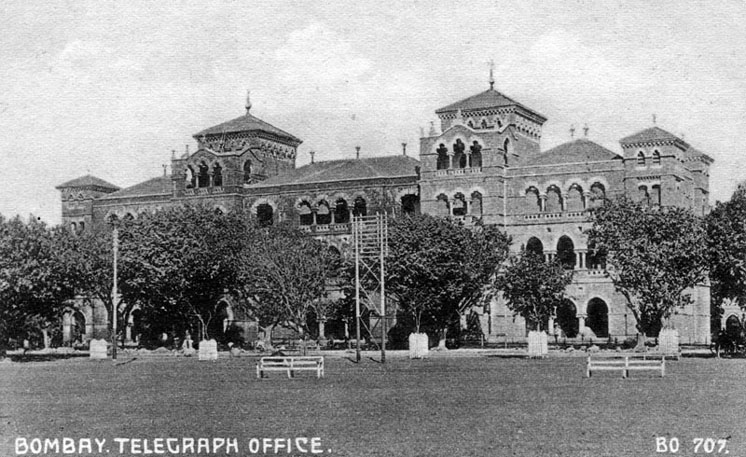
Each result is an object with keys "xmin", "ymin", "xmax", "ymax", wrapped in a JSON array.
[
  {"xmin": 586, "ymin": 197, "xmax": 707, "ymax": 336},
  {"xmin": 384, "ymin": 215, "xmax": 510, "ymax": 340},
  {"xmin": 497, "ymin": 251, "xmax": 573, "ymax": 332},
  {"xmin": 706, "ymin": 185, "xmax": 746, "ymax": 309}
]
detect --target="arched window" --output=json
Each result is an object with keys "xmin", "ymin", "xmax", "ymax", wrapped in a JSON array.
[
  {"xmin": 525, "ymin": 187, "xmax": 540, "ymax": 212},
  {"xmin": 436, "ymin": 144, "xmax": 449, "ymax": 170},
  {"xmin": 78, "ymin": 221, "xmax": 85, "ymax": 233},
  {"xmin": 243, "ymin": 160, "xmax": 252, "ymax": 183},
  {"xmin": 298, "ymin": 202, "xmax": 314, "ymax": 226},
  {"xmin": 589, "ymin": 183, "xmax": 606, "ymax": 208},
  {"xmin": 352, "ymin": 197, "xmax": 367, "ymax": 217},
  {"xmin": 107, "ymin": 214, "xmax": 119, "ymax": 225},
  {"xmin": 526, "ymin": 237, "xmax": 544, "ymax": 258},
  {"xmin": 214, "ymin": 207, "xmax": 224, "ymax": 215},
  {"xmin": 470, "ymin": 191, "xmax": 483, "ymax": 219},
  {"xmin": 198, "ymin": 162, "xmax": 210, "ymax": 188},
  {"xmin": 566, "ymin": 184, "xmax": 584, "ymax": 212},
  {"xmin": 185, "ymin": 167, "xmax": 196, "ymax": 189},
  {"xmin": 470, "ymin": 141, "xmax": 482, "ymax": 168},
  {"xmin": 556, "ymin": 235, "xmax": 576, "ymax": 269},
  {"xmin": 212, "ymin": 163, "xmax": 223, "ymax": 187},
  {"xmin": 334, "ymin": 199, "xmax": 350, "ymax": 223},
  {"xmin": 503, "ymin": 138, "xmax": 510, "ymax": 156},
  {"xmin": 651, "ymin": 184, "xmax": 661, "ymax": 206},
  {"xmin": 480, "ymin": 119, "xmax": 488, "ymax": 129},
  {"xmin": 70, "ymin": 222, "xmax": 77, "ymax": 234},
  {"xmin": 256, "ymin": 204, "xmax": 273, "ymax": 227},
  {"xmin": 637, "ymin": 151, "xmax": 646, "ymax": 166},
  {"xmin": 453, "ymin": 139, "xmax": 466, "ymax": 168},
  {"xmin": 586, "ymin": 298, "xmax": 609, "ymax": 337},
  {"xmin": 546, "ymin": 186, "xmax": 562, "ymax": 212},
  {"xmin": 638, "ymin": 185, "xmax": 650, "ymax": 206},
  {"xmin": 436, "ymin": 194, "xmax": 450, "ymax": 217},
  {"xmin": 652, "ymin": 150, "xmax": 661, "ymax": 165},
  {"xmin": 401, "ymin": 194, "xmax": 419, "ymax": 216},
  {"xmin": 316, "ymin": 200, "xmax": 331, "ymax": 225},
  {"xmin": 452, "ymin": 193, "xmax": 467, "ymax": 217},
  {"xmin": 467, "ymin": 120, "xmax": 474, "ymax": 129}
]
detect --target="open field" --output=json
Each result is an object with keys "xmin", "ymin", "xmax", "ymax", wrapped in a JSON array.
[{"xmin": 1, "ymin": 353, "xmax": 745, "ymax": 457}]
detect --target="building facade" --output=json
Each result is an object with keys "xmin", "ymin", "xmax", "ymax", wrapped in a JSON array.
[{"xmin": 57, "ymin": 85, "xmax": 713, "ymax": 345}]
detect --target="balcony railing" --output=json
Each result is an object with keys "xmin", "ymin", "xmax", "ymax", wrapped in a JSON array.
[
  {"xmin": 297, "ymin": 223, "xmax": 351, "ymax": 234},
  {"xmin": 434, "ymin": 167, "xmax": 483, "ymax": 177}
]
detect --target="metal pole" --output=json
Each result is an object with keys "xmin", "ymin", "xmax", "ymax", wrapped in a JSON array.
[
  {"xmin": 380, "ymin": 213, "xmax": 386, "ymax": 364},
  {"xmin": 354, "ymin": 215, "xmax": 361, "ymax": 363},
  {"xmin": 112, "ymin": 228, "xmax": 118, "ymax": 360}
]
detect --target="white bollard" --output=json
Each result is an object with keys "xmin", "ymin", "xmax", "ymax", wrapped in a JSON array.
[
  {"xmin": 527, "ymin": 331, "xmax": 548, "ymax": 358},
  {"xmin": 408, "ymin": 333, "xmax": 429, "ymax": 359},
  {"xmin": 89, "ymin": 339, "xmax": 108, "ymax": 359},
  {"xmin": 198, "ymin": 339, "xmax": 218, "ymax": 361}
]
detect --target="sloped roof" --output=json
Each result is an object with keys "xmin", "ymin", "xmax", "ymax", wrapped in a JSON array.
[
  {"xmin": 56, "ymin": 175, "xmax": 120, "ymax": 191},
  {"xmin": 100, "ymin": 176, "xmax": 172, "ymax": 199},
  {"xmin": 528, "ymin": 139, "xmax": 622, "ymax": 166},
  {"xmin": 620, "ymin": 126, "xmax": 681, "ymax": 145},
  {"xmin": 193, "ymin": 112, "xmax": 302, "ymax": 144},
  {"xmin": 435, "ymin": 88, "xmax": 546, "ymax": 120},
  {"xmin": 254, "ymin": 155, "xmax": 420, "ymax": 187}
]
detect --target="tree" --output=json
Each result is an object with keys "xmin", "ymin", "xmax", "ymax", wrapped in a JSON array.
[
  {"xmin": 238, "ymin": 224, "xmax": 340, "ymax": 349},
  {"xmin": 706, "ymin": 185, "xmax": 746, "ymax": 318},
  {"xmin": 0, "ymin": 215, "xmax": 75, "ymax": 349},
  {"xmin": 497, "ymin": 251, "xmax": 573, "ymax": 332},
  {"xmin": 116, "ymin": 205, "xmax": 254, "ymax": 343},
  {"xmin": 384, "ymin": 215, "xmax": 510, "ymax": 349},
  {"xmin": 586, "ymin": 197, "xmax": 707, "ymax": 339}
]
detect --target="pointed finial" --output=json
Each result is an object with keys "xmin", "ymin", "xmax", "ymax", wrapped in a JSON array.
[
  {"xmin": 570, "ymin": 124, "xmax": 576, "ymax": 139},
  {"xmin": 355, "ymin": 146, "xmax": 361, "ymax": 159},
  {"xmin": 309, "ymin": 150, "xmax": 315, "ymax": 164},
  {"xmin": 652, "ymin": 113, "xmax": 657, "ymax": 125},
  {"xmin": 171, "ymin": 149, "xmax": 176, "ymax": 160},
  {"xmin": 420, "ymin": 126, "xmax": 425, "ymax": 138},
  {"xmin": 162, "ymin": 164, "xmax": 168, "ymax": 176},
  {"xmin": 489, "ymin": 59, "xmax": 495, "ymax": 90},
  {"xmin": 245, "ymin": 90, "xmax": 252, "ymax": 114},
  {"xmin": 402, "ymin": 142, "xmax": 407, "ymax": 156},
  {"xmin": 583, "ymin": 124, "xmax": 589, "ymax": 137},
  {"xmin": 429, "ymin": 121, "xmax": 437, "ymax": 136}
]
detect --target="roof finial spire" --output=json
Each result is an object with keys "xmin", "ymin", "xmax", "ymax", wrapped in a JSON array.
[
  {"xmin": 652, "ymin": 113, "xmax": 656, "ymax": 125},
  {"xmin": 245, "ymin": 89, "xmax": 252, "ymax": 114},
  {"xmin": 570, "ymin": 124, "xmax": 576, "ymax": 139},
  {"xmin": 583, "ymin": 124, "xmax": 589, "ymax": 137},
  {"xmin": 429, "ymin": 121, "xmax": 437, "ymax": 136},
  {"xmin": 402, "ymin": 142, "xmax": 407, "ymax": 156},
  {"xmin": 309, "ymin": 150, "xmax": 315, "ymax": 164},
  {"xmin": 489, "ymin": 59, "xmax": 495, "ymax": 90},
  {"xmin": 162, "ymin": 164, "xmax": 168, "ymax": 177},
  {"xmin": 355, "ymin": 146, "xmax": 361, "ymax": 159}
]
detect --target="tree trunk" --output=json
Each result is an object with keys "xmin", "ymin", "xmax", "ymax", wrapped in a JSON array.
[
  {"xmin": 259, "ymin": 324, "xmax": 275, "ymax": 351},
  {"xmin": 634, "ymin": 327, "xmax": 647, "ymax": 352},
  {"xmin": 41, "ymin": 327, "xmax": 50, "ymax": 349},
  {"xmin": 436, "ymin": 327, "xmax": 448, "ymax": 351}
]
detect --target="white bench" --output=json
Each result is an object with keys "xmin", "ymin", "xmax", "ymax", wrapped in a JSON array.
[
  {"xmin": 586, "ymin": 355, "xmax": 665, "ymax": 378},
  {"xmin": 256, "ymin": 356, "xmax": 324, "ymax": 379}
]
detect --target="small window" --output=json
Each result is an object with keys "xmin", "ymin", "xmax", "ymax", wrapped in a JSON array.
[
  {"xmin": 637, "ymin": 151, "xmax": 646, "ymax": 166},
  {"xmin": 652, "ymin": 150, "xmax": 661, "ymax": 165}
]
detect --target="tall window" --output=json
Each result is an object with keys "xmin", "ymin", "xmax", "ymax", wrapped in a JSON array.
[
  {"xmin": 316, "ymin": 201, "xmax": 331, "ymax": 225},
  {"xmin": 526, "ymin": 237, "xmax": 544, "ymax": 258},
  {"xmin": 243, "ymin": 160, "xmax": 252, "ymax": 183},
  {"xmin": 198, "ymin": 162, "xmax": 209, "ymax": 188},
  {"xmin": 470, "ymin": 191, "xmax": 483, "ymax": 219},
  {"xmin": 556, "ymin": 235, "xmax": 576, "ymax": 270},
  {"xmin": 652, "ymin": 150, "xmax": 661, "ymax": 165},
  {"xmin": 185, "ymin": 167, "xmax": 196, "ymax": 189},
  {"xmin": 436, "ymin": 144, "xmax": 449, "ymax": 170},
  {"xmin": 256, "ymin": 204, "xmax": 273, "ymax": 227},
  {"xmin": 298, "ymin": 202, "xmax": 313, "ymax": 226},
  {"xmin": 213, "ymin": 163, "xmax": 223, "ymax": 187},
  {"xmin": 334, "ymin": 199, "xmax": 350, "ymax": 223},
  {"xmin": 470, "ymin": 141, "xmax": 483, "ymax": 168},
  {"xmin": 637, "ymin": 151, "xmax": 646, "ymax": 166},
  {"xmin": 452, "ymin": 193, "xmax": 467, "ymax": 217},
  {"xmin": 526, "ymin": 187, "xmax": 540, "ymax": 212},
  {"xmin": 453, "ymin": 140, "xmax": 466, "ymax": 168},
  {"xmin": 546, "ymin": 186, "xmax": 562, "ymax": 212},
  {"xmin": 352, "ymin": 197, "xmax": 367, "ymax": 217}
]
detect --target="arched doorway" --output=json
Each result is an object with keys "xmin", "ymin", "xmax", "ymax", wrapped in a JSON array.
[
  {"xmin": 556, "ymin": 300, "xmax": 578, "ymax": 338},
  {"xmin": 256, "ymin": 204, "xmax": 274, "ymax": 226},
  {"xmin": 586, "ymin": 298, "xmax": 609, "ymax": 338},
  {"xmin": 72, "ymin": 311, "xmax": 86, "ymax": 343},
  {"xmin": 556, "ymin": 236, "xmax": 576, "ymax": 269},
  {"xmin": 401, "ymin": 194, "xmax": 419, "ymax": 216},
  {"xmin": 725, "ymin": 315, "xmax": 742, "ymax": 339}
]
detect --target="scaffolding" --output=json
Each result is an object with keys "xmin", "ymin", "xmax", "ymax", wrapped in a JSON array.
[{"xmin": 352, "ymin": 213, "xmax": 389, "ymax": 363}]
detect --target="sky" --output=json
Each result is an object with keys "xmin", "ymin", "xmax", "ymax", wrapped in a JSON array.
[{"xmin": 2, "ymin": 0, "xmax": 746, "ymax": 224}]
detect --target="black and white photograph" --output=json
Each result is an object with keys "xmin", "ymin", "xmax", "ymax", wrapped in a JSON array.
[{"xmin": 1, "ymin": 1, "xmax": 745, "ymax": 456}]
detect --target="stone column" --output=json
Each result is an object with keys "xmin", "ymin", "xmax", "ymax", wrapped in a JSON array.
[
  {"xmin": 467, "ymin": 153, "xmax": 472, "ymax": 168},
  {"xmin": 539, "ymin": 195, "xmax": 547, "ymax": 212},
  {"xmin": 449, "ymin": 154, "xmax": 454, "ymax": 169},
  {"xmin": 583, "ymin": 192, "xmax": 592, "ymax": 209},
  {"xmin": 312, "ymin": 210, "xmax": 317, "ymax": 225}
]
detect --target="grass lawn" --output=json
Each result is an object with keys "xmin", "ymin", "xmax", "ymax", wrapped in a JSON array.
[{"xmin": 1, "ymin": 354, "xmax": 745, "ymax": 457}]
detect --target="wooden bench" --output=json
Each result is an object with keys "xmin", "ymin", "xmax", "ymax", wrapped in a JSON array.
[
  {"xmin": 586, "ymin": 355, "xmax": 665, "ymax": 378},
  {"xmin": 256, "ymin": 356, "xmax": 324, "ymax": 379}
]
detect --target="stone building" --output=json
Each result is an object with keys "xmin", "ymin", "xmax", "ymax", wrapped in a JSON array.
[{"xmin": 57, "ymin": 83, "xmax": 713, "ymax": 345}]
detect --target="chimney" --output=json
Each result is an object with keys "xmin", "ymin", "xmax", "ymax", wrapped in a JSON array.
[
  {"xmin": 402, "ymin": 142, "xmax": 407, "ymax": 156},
  {"xmin": 583, "ymin": 124, "xmax": 589, "ymax": 137},
  {"xmin": 355, "ymin": 146, "xmax": 361, "ymax": 159},
  {"xmin": 310, "ymin": 151, "xmax": 315, "ymax": 164}
]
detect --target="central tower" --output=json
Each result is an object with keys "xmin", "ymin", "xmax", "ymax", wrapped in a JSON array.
[{"xmin": 419, "ymin": 77, "xmax": 546, "ymax": 225}]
